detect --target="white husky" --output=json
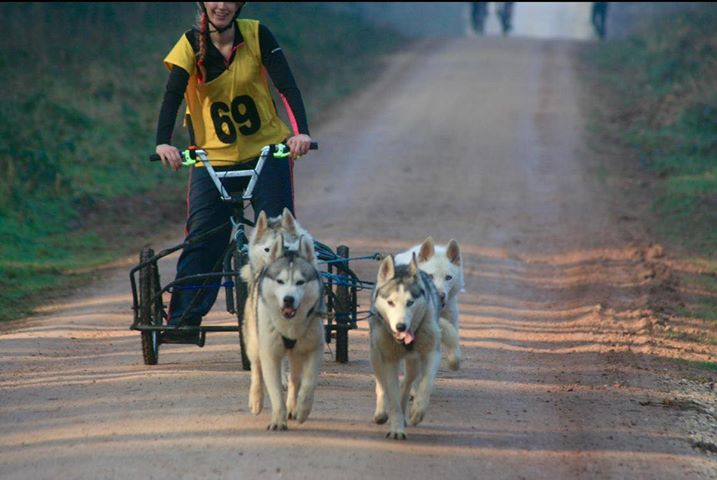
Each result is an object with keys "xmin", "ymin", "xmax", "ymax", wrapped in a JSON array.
[
  {"xmin": 395, "ymin": 237, "xmax": 464, "ymax": 370},
  {"xmin": 241, "ymin": 208, "xmax": 315, "ymax": 284},
  {"xmin": 243, "ymin": 235, "xmax": 324, "ymax": 430},
  {"xmin": 369, "ymin": 253, "xmax": 442, "ymax": 440}
]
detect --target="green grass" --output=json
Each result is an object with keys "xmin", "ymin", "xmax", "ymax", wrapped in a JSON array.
[
  {"xmin": 581, "ymin": 4, "xmax": 717, "ymax": 256},
  {"xmin": 0, "ymin": 3, "xmax": 405, "ymax": 322}
]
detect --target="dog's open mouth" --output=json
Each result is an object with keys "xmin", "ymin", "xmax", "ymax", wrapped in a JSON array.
[
  {"xmin": 395, "ymin": 330, "xmax": 414, "ymax": 345},
  {"xmin": 281, "ymin": 307, "xmax": 297, "ymax": 319}
]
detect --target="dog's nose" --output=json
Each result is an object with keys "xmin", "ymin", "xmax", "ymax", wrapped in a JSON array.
[
  {"xmin": 396, "ymin": 323, "xmax": 407, "ymax": 332},
  {"xmin": 283, "ymin": 296, "xmax": 295, "ymax": 307}
]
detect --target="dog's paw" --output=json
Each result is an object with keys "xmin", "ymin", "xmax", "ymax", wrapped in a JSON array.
[
  {"xmin": 293, "ymin": 405, "xmax": 311, "ymax": 424},
  {"xmin": 267, "ymin": 421, "xmax": 288, "ymax": 431},
  {"xmin": 385, "ymin": 430, "xmax": 407, "ymax": 440},
  {"xmin": 448, "ymin": 347, "xmax": 462, "ymax": 371},
  {"xmin": 267, "ymin": 411, "xmax": 288, "ymax": 431},
  {"xmin": 287, "ymin": 404, "xmax": 309, "ymax": 422},
  {"xmin": 374, "ymin": 411, "xmax": 389, "ymax": 425},
  {"xmin": 408, "ymin": 408, "xmax": 425, "ymax": 426},
  {"xmin": 448, "ymin": 354, "xmax": 461, "ymax": 371},
  {"xmin": 249, "ymin": 400, "xmax": 263, "ymax": 416},
  {"xmin": 286, "ymin": 399, "xmax": 296, "ymax": 419}
]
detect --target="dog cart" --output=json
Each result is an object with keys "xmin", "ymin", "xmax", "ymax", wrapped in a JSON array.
[{"xmin": 129, "ymin": 143, "xmax": 380, "ymax": 369}]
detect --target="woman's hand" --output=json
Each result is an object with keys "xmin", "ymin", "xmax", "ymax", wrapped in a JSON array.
[
  {"xmin": 155, "ymin": 144, "xmax": 182, "ymax": 171},
  {"xmin": 286, "ymin": 134, "xmax": 313, "ymax": 161}
]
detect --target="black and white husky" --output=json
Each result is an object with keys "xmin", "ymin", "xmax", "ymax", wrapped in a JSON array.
[
  {"xmin": 243, "ymin": 235, "xmax": 324, "ymax": 430},
  {"xmin": 369, "ymin": 253, "xmax": 442, "ymax": 440},
  {"xmin": 241, "ymin": 208, "xmax": 317, "ymax": 389}
]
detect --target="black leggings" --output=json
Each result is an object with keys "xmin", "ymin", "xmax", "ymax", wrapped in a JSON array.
[{"xmin": 167, "ymin": 155, "xmax": 294, "ymax": 325}]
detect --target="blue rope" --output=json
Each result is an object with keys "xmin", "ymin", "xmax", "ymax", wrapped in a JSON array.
[
  {"xmin": 320, "ymin": 272, "xmax": 374, "ymax": 289},
  {"xmin": 318, "ymin": 254, "xmax": 381, "ymax": 265}
]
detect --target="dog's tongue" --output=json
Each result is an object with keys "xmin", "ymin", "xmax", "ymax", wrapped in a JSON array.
[
  {"xmin": 397, "ymin": 330, "xmax": 414, "ymax": 344},
  {"xmin": 282, "ymin": 307, "xmax": 296, "ymax": 318}
]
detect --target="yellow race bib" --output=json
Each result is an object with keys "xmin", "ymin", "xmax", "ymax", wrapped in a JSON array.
[{"xmin": 164, "ymin": 19, "xmax": 290, "ymax": 165}]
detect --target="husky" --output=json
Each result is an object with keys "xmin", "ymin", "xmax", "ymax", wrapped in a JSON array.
[
  {"xmin": 240, "ymin": 208, "xmax": 317, "ymax": 390},
  {"xmin": 243, "ymin": 234, "xmax": 324, "ymax": 431},
  {"xmin": 395, "ymin": 237, "xmax": 464, "ymax": 370},
  {"xmin": 369, "ymin": 253, "xmax": 442, "ymax": 440},
  {"xmin": 241, "ymin": 207, "xmax": 315, "ymax": 284}
]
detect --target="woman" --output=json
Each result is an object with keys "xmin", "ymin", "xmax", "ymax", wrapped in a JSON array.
[{"xmin": 154, "ymin": 2, "xmax": 314, "ymax": 343}]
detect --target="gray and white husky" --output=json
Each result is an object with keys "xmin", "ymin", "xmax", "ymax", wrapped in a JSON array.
[
  {"xmin": 243, "ymin": 235, "xmax": 325, "ymax": 430},
  {"xmin": 369, "ymin": 253, "xmax": 442, "ymax": 440},
  {"xmin": 395, "ymin": 237, "xmax": 464, "ymax": 370}
]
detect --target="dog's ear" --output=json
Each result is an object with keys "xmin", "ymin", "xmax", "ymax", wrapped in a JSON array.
[
  {"xmin": 377, "ymin": 254, "xmax": 396, "ymax": 285},
  {"xmin": 269, "ymin": 234, "xmax": 284, "ymax": 261},
  {"xmin": 298, "ymin": 235, "xmax": 315, "ymax": 263},
  {"xmin": 408, "ymin": 252, "xmax": 419, "ymax": 276},
  {"xmin": 418, "ymin": 236, "xmax": 435, "ymax": 262},
  {"xmin": 281, "ymin": 207, "xmax": 297, "ymax": 233},
  {"xmin": 254, "ymin": 211, "xmax": 268, "ymax": 240},
  {"xmin": 446, "ymin": 239, "xmax": 461, "ymax": 266}
]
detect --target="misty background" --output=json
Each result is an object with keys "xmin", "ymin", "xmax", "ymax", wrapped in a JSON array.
[{"xmin": 324, "ymin": 2, "xmax": 705, "ymax": 40}]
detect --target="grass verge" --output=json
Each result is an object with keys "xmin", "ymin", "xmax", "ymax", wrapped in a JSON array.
[
  {"xmin": 580, "ymin": 4, "xmax": 717, "ymax": 256},
  {"xmin": 578, "ymin": 3, "xmax": 717, "ymax": 362}
]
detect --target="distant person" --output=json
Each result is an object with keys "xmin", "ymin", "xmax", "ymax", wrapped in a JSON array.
[
  {"xmin": 592, "ymin": 2, "xmax": 608, "ymax": 40},
  {"xmin": 496, "ymin": 2, "xmax": 514, "ymax": 36},
  {"xmin": 470, "ymin": 2, "xmax": 488, "ymax": 35}
]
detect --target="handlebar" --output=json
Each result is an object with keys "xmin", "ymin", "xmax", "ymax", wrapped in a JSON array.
[
  {"xmin": 148, "ymin": 142, "xmax": 318, "ymax": 204},
  {"xmin": 148, "ymin": 142, "xmax": 318, "ymax": 163}
]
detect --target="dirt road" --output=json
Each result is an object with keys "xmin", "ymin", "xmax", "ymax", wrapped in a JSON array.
[{"xmin": 2, "ymin": 37, "xmax": 715, "ymax": 479}]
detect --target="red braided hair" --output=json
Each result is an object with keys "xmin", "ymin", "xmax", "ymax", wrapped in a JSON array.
[{"xmin": 196, "ymin": 11, "xmax": 208, "ymax": 84}]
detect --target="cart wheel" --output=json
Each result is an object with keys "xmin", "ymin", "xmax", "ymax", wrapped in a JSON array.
[
  {"xmin": 335, "ymin": 245, "xmax": 351, "ymax": 363},
  {"xmin": 139, "ymin": 248, "xmax": 162, "ymax": 365},
  {"xmin": 232, "ymin": 250, "xmax": 251, "ymax": 371}
]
